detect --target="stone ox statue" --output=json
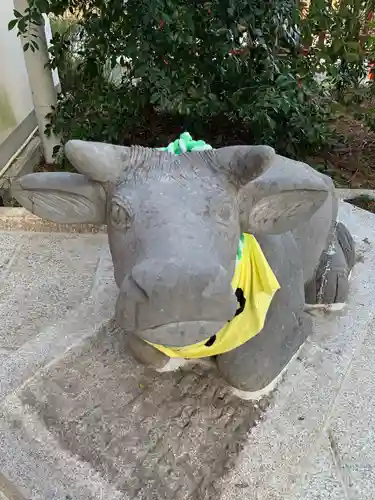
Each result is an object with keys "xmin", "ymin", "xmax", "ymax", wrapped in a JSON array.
[{"xmin": 11, "ymin": 141, "xmax": 355, "ymax": 399}]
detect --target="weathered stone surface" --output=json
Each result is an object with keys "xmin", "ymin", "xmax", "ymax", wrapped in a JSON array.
[
  {"xmin": 0, "ymin": 202, "xmax": 373, "ymax": 500},
  {"xmin": 0, "ymin": 242, "xmax": 117, "ymax": 401},
  {"xmin": 0, "ymin": 232, "xmax": 23, "ymax": 272},
  {"xmin": 10, "ymin": 141, "xmax": 355, "ymax": 394},
  {"xmin": 0, "ymin": 470, "xmax": 27, "ymax": 500},
  {"xmin": 0, "ymin": 207, "xmax": 106, "ymax": 233},
  {"xmin": 290, "ymin": 435, "xmax": 347, "ymax": 500},
  {"xmin": 219, "ymin": 202, "xmax": 375, "ymax": 500},
  {"xmin": 1, "ymin": 324, "xmax": 266, "ymax": 500},
  {"xmin": 0, "ymin": 232, "xmax": 105, "ymax": 348},
  {"xmin": 325, "ymin": 314, "xmax": 375, "ymax": 500},
  {"xmin": 0, "ymin": 348, "xmax": 15, "ymax": 367}
]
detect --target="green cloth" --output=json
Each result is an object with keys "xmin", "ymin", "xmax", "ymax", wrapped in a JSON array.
[{"xmin": 156, "ymin": 131, "xmax": 212, "ymax": 154}]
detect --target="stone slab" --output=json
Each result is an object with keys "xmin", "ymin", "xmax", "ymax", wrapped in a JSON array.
[
  {"xmin": 219, "ymin": 203, "xmax": 375, "ymax": 500},
  {"xmin": 0, "ymin": 232, "xmax": 24, "ymax": 272},
  {"xmin": 0, "ymin": 244, "xmax": 117, "ymax": 401},
  {"xmin": 336, "ymin": 188, "xmax": 375, "ymax": 201},
  {"xmin": 286, "ymin": 313, "xmax": 375, "ymax": 500},
  {"xmin": 289, "ymin": 435, "xmax": 347, "ymax": 500},
  {"xmin": 0, "ymin": 323, "xmax": 266, "ymax": 500},
  {"xmin": 0, "ymin": 208, "xmax": 106, "ymax": 233},
  {"xmin": 0, "ymin": 232, "xmax": 105, "ymax": 348},
  {"xmin": 0, "ymin": 242, "xmax": 120, "ymax": 500},
  {"xmin": 0, "ymin": 202, "xmax": 374, "ymax": 500},
  {"xmin": 0, "ymin": 470, "xmax": 27, "ymax": 500},
  {"xmin": 326, "ymin": 314, "xmax": 375, "ymax": 500},
  {"xmin": 0, "ymin": 348, "xmax": 16, "ymax": 367}
]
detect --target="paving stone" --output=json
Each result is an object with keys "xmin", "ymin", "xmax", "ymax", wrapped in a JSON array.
[
  {"xmin": 0, "ymin": 233, "xmax": 105, "ymax": 348},
  {"xmin": 286, "ymin": 311, "xmax": 375, "ymax": 500},
  {"xmin": 0, "ymin": 207, "xmax": 106, "ymax": 234},
  {"xmin": 0, "ymin": 202, "xmax": 374, "ymax": 500},
  {"xmin": 0, "ymin": 324, "xmax": 266, "ymax": 500},
  {"xmin": 290, "ymin": 435, "xmax": 347, "ymax": 500},
  {"xmin": 326, "ymin": 314, "xmax": 375, "ymax": 500},
  {"xmin": 0, "ymin": 470, "xmax": 27, "ymax": 500},
  {"xmin": 219, "ymin": 203, "xmax": 375, "ymax": 500},
  {"xmin": 0, "ymin": 232, "xmax": 24, "ymax": 274},
  {"xmin": 0, "ymin": 412, "xmax": 121, "ymax": 500},
  {"xmin": 0, "ymin": 277, "xmax": 118, "ymax": 402},
  {"xmin": 0, "ymin": 348, "xmax": 15, "ymax": 367}
]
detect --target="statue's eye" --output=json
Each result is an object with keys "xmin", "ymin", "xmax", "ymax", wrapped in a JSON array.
[{"xmin": 110, "ymin": 201, "xmax": 132, "ymax": 230}]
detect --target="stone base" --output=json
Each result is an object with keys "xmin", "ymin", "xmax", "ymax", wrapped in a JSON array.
[{"xmin": 0, "ymin": 202, "xmax": 375, "ymax": 499}]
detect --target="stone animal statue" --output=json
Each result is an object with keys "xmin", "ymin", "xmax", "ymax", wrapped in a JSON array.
[{"xmin": 11, "ymin": 141, "xmax": 355, "ymax": 399}]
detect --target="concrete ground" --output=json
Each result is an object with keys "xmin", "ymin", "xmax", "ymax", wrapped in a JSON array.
[{"xmin": 0, "ymin": 202, "xmax": 374, "ymax": 500}]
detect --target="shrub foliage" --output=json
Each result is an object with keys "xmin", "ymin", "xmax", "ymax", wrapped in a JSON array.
[{"xmin": 9, "ymin": 0, "xmax": 375, "ymax": 158}]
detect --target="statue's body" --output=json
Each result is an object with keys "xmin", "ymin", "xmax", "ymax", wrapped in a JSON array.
[{"xmin": 12, "ymin": 141, "xmax": 355, "ymax": 398}]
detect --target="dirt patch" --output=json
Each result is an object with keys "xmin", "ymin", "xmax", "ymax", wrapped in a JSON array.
[
  {"xmin": 0, "ymin": 192, "xmax": 20, "ymax": 208},
  {"xmin": 345, "ymin": 195, "xmax": 375, "ymax": 213},
  {"xmin": 309, "ymin": 114, "xmax": 375, "ymax": 189},
  {"xmin": 36, "ymin": 160, "xmax": 75, "ymax": 173}
]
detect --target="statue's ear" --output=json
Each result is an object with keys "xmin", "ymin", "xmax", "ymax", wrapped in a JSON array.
[
  {"xmin": 240, "ymin": 156, "xmax": 330, "ymax": 234},
  {"xmin": 243, "ymin": 190, "xmax": 328, "ymax": 234},
  {"xmin": 11, "ymin": 172, "xmax": 107, "ymax": 224}
]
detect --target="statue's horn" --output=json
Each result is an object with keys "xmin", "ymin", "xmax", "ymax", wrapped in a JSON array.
[
  {"xmin": 65, "ymin": 140, "xmax": 131, "ymax": 183},
  {"xmin": 65, "ymin": 140, "xmax": 169, "ymax": 183}
]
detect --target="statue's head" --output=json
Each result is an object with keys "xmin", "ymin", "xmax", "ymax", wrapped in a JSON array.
[{"xmin": 11, "ymin": 141, "xmax": 328, "ymax": 346}]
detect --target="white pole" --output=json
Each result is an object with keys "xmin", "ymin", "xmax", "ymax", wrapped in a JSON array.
[{"xmin": 13, "ymin": 0, "xmax": 61, "ymax": 164}]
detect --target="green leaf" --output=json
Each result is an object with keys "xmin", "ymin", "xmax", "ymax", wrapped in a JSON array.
[
  {"xmin": 347, "ymin": 41, "xmax": 360, "ymax": 51},
  {"xmin": 344, "ymin": 52, "xmax": 360, "ymax": 62},
  {"xmin": 31, "ymin": 10, "xmax": 42, "ymax": 22},
  {"xmin": 331, "ymin": 38, "xmax": 342, "ymax": 54},
  {"xmin": 30, "ymin": 0, "xmax": 337, "ymax": 160},
  {"xmin": 13, "ymin": 9, "xmax": 22, "ymax": 18},
  {"xmin": 23, "ymin": 42, "xmax": 30, "ymax": 52},
  {"xmin": 8, "ymin": 19, "xmax": 18, "ymax": 31},
  {"xmin": 35, "ymin": 0, "xmax": 49, "ymax": 12},
  {"xmin": 18, "ymin": 17, "xmax": 26, "ymax": 33}
]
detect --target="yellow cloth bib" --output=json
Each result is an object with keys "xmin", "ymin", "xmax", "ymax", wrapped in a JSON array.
[{"xmin": 146, "ymin": 233, "xmax": 280, "ymax": 358}]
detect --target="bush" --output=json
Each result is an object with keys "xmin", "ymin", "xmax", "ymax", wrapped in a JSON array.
[{"xmin": 12, "ymin": 0, "xmax": 338, "ymax": 158}]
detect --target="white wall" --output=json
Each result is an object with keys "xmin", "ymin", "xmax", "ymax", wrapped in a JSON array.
[{"xmin": 0, "ymin": 0, "xmax": 34, "ymax": 145}]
